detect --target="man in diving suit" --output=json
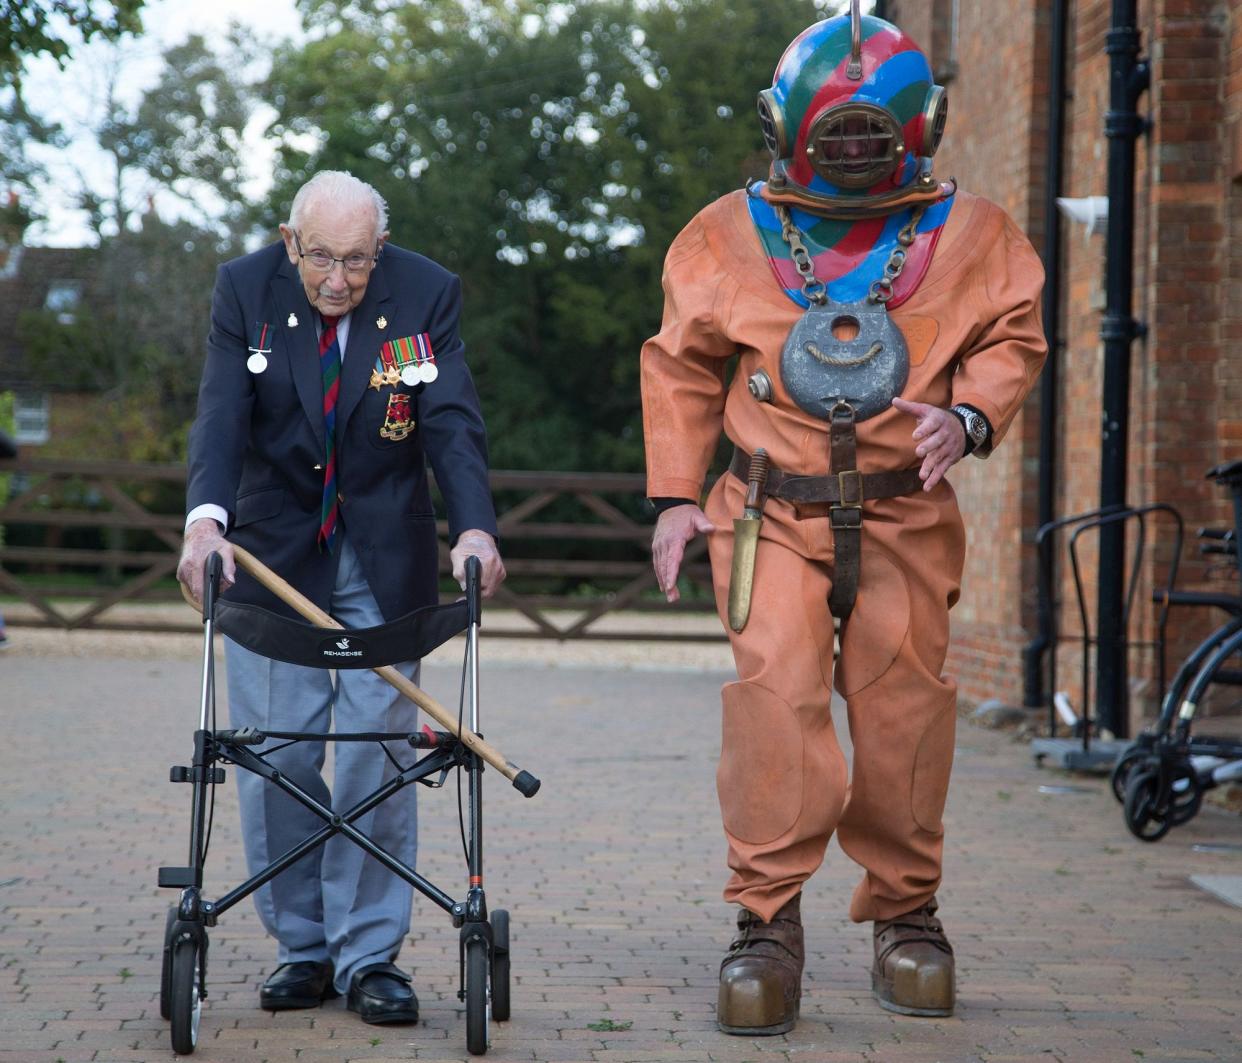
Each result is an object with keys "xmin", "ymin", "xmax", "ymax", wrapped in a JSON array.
[{"xmin": 641, "ymin": 3, "xmax": 1047, "ymax": 1034}]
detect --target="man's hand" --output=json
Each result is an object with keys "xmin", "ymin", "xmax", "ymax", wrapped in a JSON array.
[
  {"xmin": 891, "ymin": 397, "xmax": 967, "ymax": 491},
  {"xmin": 652, "ymin": 504, "xmax": 715, "ymax": 603},
  {"xmin": 451, "ymin": 529, "xmax": 506, "ymax": 598},
  {"xmin": 177, "ymin": 518, "xmax": 236, "ymax": 605}
]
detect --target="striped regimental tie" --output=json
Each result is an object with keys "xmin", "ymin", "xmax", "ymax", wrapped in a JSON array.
[{"xmin": 318, "ymin": 314, "xmax": 341, "ymax": 553}]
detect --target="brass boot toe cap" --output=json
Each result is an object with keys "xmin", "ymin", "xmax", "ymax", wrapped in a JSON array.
[
  {"xmin": 717, "ymin": 959, "xmax": 800, "ymax": 1035},
  {"xmin": 873, "ymin": 944, "xmax": 955, "ymax": 1017}
]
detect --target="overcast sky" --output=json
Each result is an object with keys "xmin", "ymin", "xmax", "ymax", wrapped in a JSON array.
[{"xmin": 24, "ymin": 0, "xmax": 305, "ymax": 246}]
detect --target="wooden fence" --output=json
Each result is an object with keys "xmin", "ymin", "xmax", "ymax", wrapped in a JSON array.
[{"xmin": 0, "ymin": 458, "xmax": 720, "ymax": 640}]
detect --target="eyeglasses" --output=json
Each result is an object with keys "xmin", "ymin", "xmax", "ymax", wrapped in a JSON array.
[{"xmin": 293, "ymin": 231, "xmax": 380, "ymax": 274}]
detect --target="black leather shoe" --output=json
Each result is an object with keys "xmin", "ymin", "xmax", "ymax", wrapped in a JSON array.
[
  {"xmin": 347, "ymin": 962, "xmax": 420, "ymax": 1025},
  {"xmin": 259, "ymin": 961, "xmax": 339, "ymax": 1011}
]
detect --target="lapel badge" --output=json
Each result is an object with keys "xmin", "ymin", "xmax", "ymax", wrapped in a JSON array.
[
  {"xmin": 377, "ymin": 315, "xmax": 388, "ymax": 329},
  {"xmin": 287, "ymin": 312, "xmax": 299, "ymax": 328}
]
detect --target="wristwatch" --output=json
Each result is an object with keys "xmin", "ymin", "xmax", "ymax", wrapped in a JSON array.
[{"xmin": 949, "ymin": 404, "xmax": 990, "ymax": 455}]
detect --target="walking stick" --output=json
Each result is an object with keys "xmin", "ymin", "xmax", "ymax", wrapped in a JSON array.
[{"xmin": 182, "ymin": 545, "xmax": 540, "ymax": 797}]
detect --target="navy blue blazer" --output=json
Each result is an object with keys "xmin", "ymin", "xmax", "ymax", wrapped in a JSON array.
[{"xmin": 186, "ymin": 241, "xmax": 498, "ymax": 620}]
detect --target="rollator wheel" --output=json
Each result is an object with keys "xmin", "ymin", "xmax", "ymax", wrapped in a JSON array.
[
  {"xmin": 1110, "ymin": 749, "xmax": 1149, "ymax": 803},
  {"xmin": 169, "ymin": 933, "xmax": 203, "ymax": 1055},
  {"xmin": 1124, "ymin": 768, "xmax": 1173, "ymax": 842},
  {"xmin": 490, "ymin": 909, "xmax": 511, "ymax": 1022},
  {"xmin": 465, "ymin": 936, "xmax": 489, "ymax": 1055},
  {"xmin": 1168, "ymin": 762, "xmax": 1204, "ymax": 826},
  {"xmin": 159, "ymin": 905, "xmax": 177, "ymax": 1021}
]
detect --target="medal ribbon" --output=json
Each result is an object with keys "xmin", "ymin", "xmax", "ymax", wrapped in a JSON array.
[
  {"xmin": 250, "ymin": 322, "xmax": 271, "ymax": 352},
  {"xmin": 382, "ymin": 333, "xmax": 436, "ymax": 370},
  {"xmin": 318, "ymin": 314, "xmax": 341, "ymax": 553}
]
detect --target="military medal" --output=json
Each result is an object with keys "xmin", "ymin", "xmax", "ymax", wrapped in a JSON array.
[
  {"xmin": 247, "ymin": 322, "xmax": 271, "ymax": 374},
  {"xmin": 372, "ymin": 341, "xmax": 399, "ymax": 389},
  {"xmin": 379, "ymin": 393, "xmax": 414, "ymax": 440},
  {"xmin": 381, "ymin": 333, "xmax": 438, "ymax": 387},
  {"xmin": 414, "ymin": 332, "xmax": 438, "ymax": 382}
]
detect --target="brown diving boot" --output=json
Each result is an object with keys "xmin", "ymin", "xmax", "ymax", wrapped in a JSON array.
[
  {"xmin": 872, "ymin": 896, "xmax": 955, "ymax": 1017},
  {"xmin": 717, "ymin": 894, "xmax": 803, "ymax": 1035}
]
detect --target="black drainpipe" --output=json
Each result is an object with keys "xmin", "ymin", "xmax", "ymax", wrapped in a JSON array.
[
  {"xmin": 1022, "ymin": 0, "xmax": 1070, "ymax": 710},
  {"xmin": 1093, "ymin": 2, "xmax": 1149, "ymax": 739}
]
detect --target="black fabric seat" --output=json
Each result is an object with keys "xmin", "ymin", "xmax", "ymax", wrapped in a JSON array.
[{"xmin": 213, "ymin": 598, "xmax": 469, "ymax": 671}]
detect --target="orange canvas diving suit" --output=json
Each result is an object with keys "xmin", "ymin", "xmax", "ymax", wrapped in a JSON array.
[{"xmin": 641, "ymin": 186, "xmax": 1046, "ymax": 927}]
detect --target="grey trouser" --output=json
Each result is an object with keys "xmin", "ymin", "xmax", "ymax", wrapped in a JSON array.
[{"xmin": 225, "ymin": 536, "xmax": 420, "ymax": 992}]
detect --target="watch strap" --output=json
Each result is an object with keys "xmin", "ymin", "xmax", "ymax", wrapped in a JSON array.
[{"xmin": 949, "ymin": 403, "xmax": 992, "ymax": 456}]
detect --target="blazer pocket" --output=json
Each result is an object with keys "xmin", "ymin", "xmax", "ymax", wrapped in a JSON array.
[{"xmin": 233, "ymin": 486, "xmax": 284, "ymax": 528}]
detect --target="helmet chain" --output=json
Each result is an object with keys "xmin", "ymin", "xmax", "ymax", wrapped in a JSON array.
[{"xmin": 776, "ymin": 204, "xmax": 928, "ymax": 307}]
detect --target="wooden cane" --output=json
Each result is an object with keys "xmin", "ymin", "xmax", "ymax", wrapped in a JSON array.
[{"xmin": 181, "ymin": 545, "xmax": 540, "ymax": 797}]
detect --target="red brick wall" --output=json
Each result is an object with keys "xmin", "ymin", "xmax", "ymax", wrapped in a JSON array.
[
  {"xmin": 885, "ymin": 1, "xmax": 1242, "ymax": 724},
  {"xmin": 889, "ymin": 0, "xmax": 1050, "ymax": 705}
]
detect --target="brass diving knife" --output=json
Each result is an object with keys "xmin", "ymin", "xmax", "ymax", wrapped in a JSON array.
[{"xmin": 728, "ymin": 448, "xmax": 769, "ymax": 633}]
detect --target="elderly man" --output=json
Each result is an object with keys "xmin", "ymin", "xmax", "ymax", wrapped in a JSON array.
[{"xmin": 178, "ymin": 170, "xmax": 504, "ymax": 1024}]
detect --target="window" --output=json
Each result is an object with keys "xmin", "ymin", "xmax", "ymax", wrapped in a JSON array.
[
  {"xmin": 45, "ymin": 280, "xmax": 83, "ymax": 325},
  {"xmin": 13, "ymin": 392, "xmax": 49, "ymax": 445}
]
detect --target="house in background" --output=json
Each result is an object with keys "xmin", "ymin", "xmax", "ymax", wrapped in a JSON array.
[{"xmin": 0, "ymin": 228, "xmax": 99, "ymax": 450}]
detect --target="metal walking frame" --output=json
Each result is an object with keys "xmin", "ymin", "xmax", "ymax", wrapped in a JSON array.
[{"xmin": 157, "ymin": 550, "xmax": 538, "ymax": 1056}]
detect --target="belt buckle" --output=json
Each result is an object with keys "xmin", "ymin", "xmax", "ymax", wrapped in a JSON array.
[{"xmin": 830, "ymin": 470, "xmax": 864, "ymax": 530}]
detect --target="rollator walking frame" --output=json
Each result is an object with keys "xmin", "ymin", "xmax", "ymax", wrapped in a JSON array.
[{"xmin": 157, "ymin": 549, "xmax": 539, "ymax": 1056}]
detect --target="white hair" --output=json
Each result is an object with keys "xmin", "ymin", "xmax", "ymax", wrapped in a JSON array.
[{"xmin": 288, "ymin": 170, "xmax": 388, "ymax": 237}]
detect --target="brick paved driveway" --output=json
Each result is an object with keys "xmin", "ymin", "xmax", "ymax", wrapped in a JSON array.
[{"xmin": 1, "ymin": 641, "xmax": 1240, "ymax": 1062}]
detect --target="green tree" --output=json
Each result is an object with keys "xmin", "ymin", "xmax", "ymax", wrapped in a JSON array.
[
  {"xmin": 0, "ymin": 86, "xmax": 63, "ymax": 236},
  {"xmin": 71, "ymin": 32, "xmax": 260, "ymax": 241},
  {"xmin": 0, "ymin": 0, "xmax": 145, "ymax": 87},
  {"xmin": 9, "ymin": 31, "xmax": 260, "ymax": 460},
  {"xmin": 264, "ymin": 0, "xmax": 831, "ymax": 471}
]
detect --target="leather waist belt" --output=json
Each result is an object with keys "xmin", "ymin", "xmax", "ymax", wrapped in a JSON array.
[
  {"xmin": 729, "ymin": 440, "xmax": 923, "ymax": 624},
  {"xmin": 728, "ymin": 448, "xmax": 923, "ymax": 508}
]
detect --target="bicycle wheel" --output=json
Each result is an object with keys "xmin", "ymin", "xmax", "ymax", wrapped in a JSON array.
[
  {"xmin": 169, "ymin": 933, "xmax": 203, "ymax": 1055},
  {"xmin": 1124, "ymin": 768, "xmax": 1173, "ymax": 842},
  {"xmin": 465, "ymin": 935, "xmax": 489, "ymax": 1055},
  {"xmin": 159, "ymin": 905, "xmax": 177, "ymax": 1021},
  {"xmin": 490, "ymin": 909, "xmax": 511, "ymax": 1022}
]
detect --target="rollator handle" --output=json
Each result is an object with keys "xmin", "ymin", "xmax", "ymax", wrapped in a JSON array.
[
  {"xmin": 465, "ymin": 554, "xmax": 482, "ymax": 626},
  {"xmin": 202, "ymin": 552, "xmax": 224, "ymax": 622}
]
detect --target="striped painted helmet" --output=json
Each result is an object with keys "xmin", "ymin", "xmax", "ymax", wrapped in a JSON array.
[{"xmin": 758, "ymin": 5, "xmax": 947, "ymax": 204}]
